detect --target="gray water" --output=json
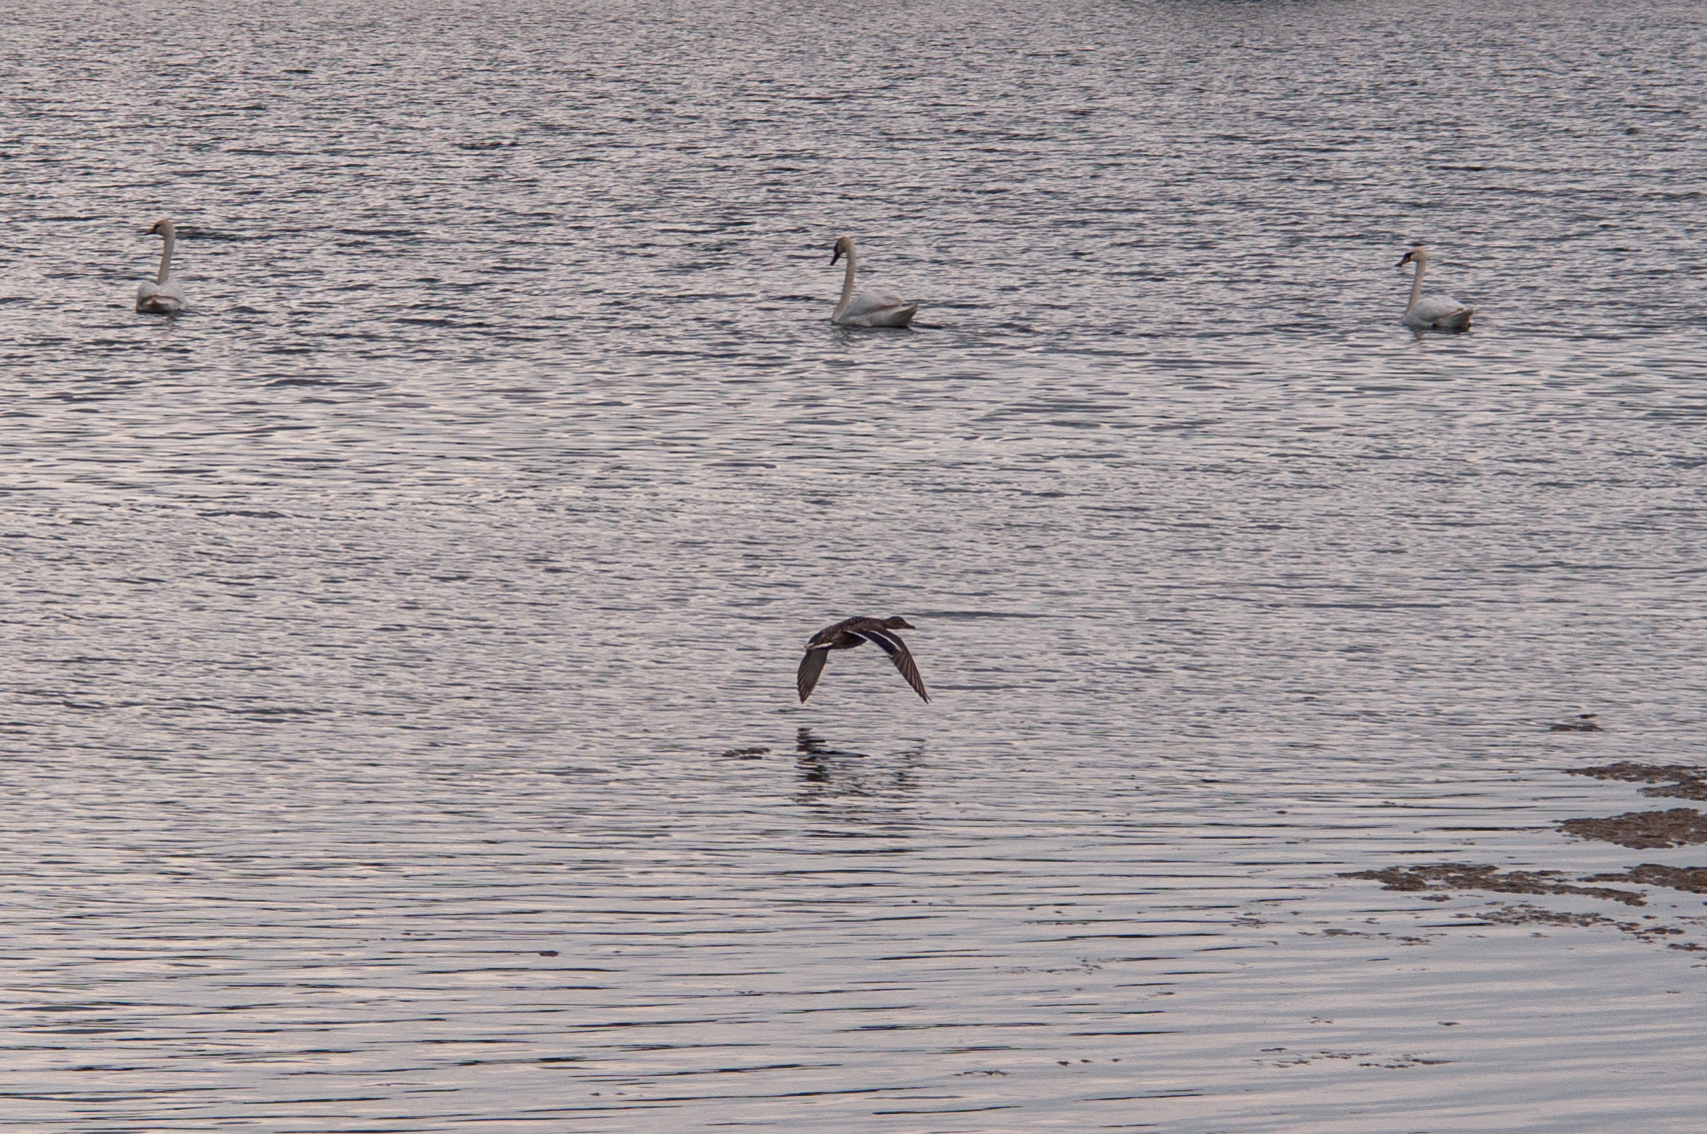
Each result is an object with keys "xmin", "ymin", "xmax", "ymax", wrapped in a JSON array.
[{"xmin": 4, "ymin": 0, "xmax": 1707, "ymax": 1129}]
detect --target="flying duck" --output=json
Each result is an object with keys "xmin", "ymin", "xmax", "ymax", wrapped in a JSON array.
[{"xmin": 797, "ymin": 616, "xmax": 929, "ymax": 703}]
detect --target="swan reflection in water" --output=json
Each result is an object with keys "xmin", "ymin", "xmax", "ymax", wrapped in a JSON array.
[{"xmin": 794, "ymin": 727, "xmax": 924, "ymax": 810}]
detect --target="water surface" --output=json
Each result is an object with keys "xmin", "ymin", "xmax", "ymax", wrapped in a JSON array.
[{"xmin": 3, "ymin": 0, "xmax": 1707, "ymax": 1129}]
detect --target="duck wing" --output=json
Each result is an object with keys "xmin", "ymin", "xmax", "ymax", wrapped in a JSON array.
[
  {"xmin": 797, "ymin": 646, "xmax": 831, "ymax": 703},
  {"xmin": 855, "ymin": 629, "xmax": 930, "ymax": 703}
]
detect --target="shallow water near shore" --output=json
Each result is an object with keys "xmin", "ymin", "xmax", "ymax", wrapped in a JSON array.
[{"xmin": 4, "ymin": 0, "xmax": 1707, "ymax": 1130}]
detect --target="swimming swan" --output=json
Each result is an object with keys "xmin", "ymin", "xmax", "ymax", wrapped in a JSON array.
[
  {"xmin": 136, "ymin": 218, "xmax": 186, "ymax": 315},
  {"xmin": 830, "ymin": 236, "xmax": 917, "ymax": 327},
  {"xmin": 1397, "ymin": 244, "xmax": 1471, "ymax": 331}
]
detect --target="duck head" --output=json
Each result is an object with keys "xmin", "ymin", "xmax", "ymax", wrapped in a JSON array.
[{"xmin": 881, "ymin": 616, "xmax": 916, "ymax": 630}]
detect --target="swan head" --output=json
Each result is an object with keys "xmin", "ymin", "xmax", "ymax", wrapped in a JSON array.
[
  {"xmin": 831, "ymin": 235, "xmax": 855, "ymax": 265},
  {"xmin": 147, "ymin": 218, "xmax": 175, "ymax": 239},
  {"xmin": 880, "ymin": 616, "xmax": 916, "ymax": 631},
  {"xmin": 1397, "ymin": 243, "xmax": 1426, "ymax": 270}
]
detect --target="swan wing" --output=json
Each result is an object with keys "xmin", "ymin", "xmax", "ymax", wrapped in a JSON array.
[
  {"xmin": 835, "ymin": 291, "xmax": 918, "ymax": 328},
  {"xmin": 840, "ymin": 290, "xmax": 905, "ymax": 318},
  {"xmin": 1403, "ymin": 294, "xmax": 1471, "ymax": 330}
]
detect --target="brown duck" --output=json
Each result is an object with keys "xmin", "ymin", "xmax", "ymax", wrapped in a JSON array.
[{"xmin": 797, "ymin": 616, "xmax": 929, "ymax": 703}]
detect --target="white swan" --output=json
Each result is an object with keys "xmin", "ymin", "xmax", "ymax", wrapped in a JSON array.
[
  {"xmin": 1397, "ymin": 244, "xmax": 1471, "ymax": 331},
  {"xmin": 136, "ymin": 218, "xmax": 186, "ymax": 315},
  {"xmin": 830, "ymin": 236, "xmax": 917, "ymax": 328}
]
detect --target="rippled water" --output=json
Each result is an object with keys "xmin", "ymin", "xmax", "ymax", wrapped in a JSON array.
[{"xmin": 4, "ymin": 0, "xmax": 1707, "ymax": 1129}]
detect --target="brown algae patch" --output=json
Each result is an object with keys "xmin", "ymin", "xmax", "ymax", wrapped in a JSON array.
[
  {"xmin": 1587, "ymin": 864, "xmax": 1707, "ymax": 894},
  {"xmin": 1461, "ymin": 904, "xmax": 1692, "ymax": 946},
  {"xmin": 1471, "ymin": 904, "xmax": 1614, "ymax": 928},
  {"xmin": 1566, "ymin": 762, "xmax": 1707, "ymax": 802},
  {"xmin": 1259, "ymin": 1049, "xmax": 1450, "ymax": 1070},
  {"xmin": 1559, "ymin": 808, "xmax": 1707, "ymax": 849},
  {"xmin": 1342, "ymin": 863, "xmax": 1646, "ymax": 906}
]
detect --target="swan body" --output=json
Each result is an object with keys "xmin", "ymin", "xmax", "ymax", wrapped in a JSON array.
[
  {"xmin": 136, "ymin": 218, "xmax": 186, "ymax": 315},
  {"xmin": 830, "ymin": 236, "xmax": 917, "ymax": 327},
  {"xmin": 1397, "ymin": 244, "xmax": 1471, "ymax": 331}
]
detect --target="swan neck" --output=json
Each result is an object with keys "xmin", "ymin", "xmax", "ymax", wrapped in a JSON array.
[
  {"xmin": 1406, "ymin": 258, "xmax": 1423, "ymax": 312},
  {"xmin": 157, "ymin": 229, "xmax": 175, "ymax": 285},
  {"xmin": 836, "ymin": 247, "xmax": 857, "ymax": 315}
]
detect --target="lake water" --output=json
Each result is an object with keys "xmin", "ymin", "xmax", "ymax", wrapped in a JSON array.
[{"xmin": 4, "ymin": 0, "xmax": 1707, "ymax": 1129}]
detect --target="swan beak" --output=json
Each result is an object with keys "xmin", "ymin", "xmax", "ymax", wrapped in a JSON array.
[
  {"xmin": 831, "ymin": 248, "xmax": 843, "ymax": 265},
  {"xmin": 1396, "ymin": 253, "xmax": 1413, "ymax": 268}
]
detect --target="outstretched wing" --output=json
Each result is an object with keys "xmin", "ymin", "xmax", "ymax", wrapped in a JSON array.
[
  {"xmin": 859, "ymin": 629, "xmax": 930, "ymax": 703},
  {"xmin": 797, "ymin": 647, "xmax": 830, "ymax": 702}
]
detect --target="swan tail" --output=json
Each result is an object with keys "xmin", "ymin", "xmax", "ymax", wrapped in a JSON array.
[
  {"xmin": 137, "ymin": 278, "xmax": 186, "ymax": 315},
  {"xmin": 137, "ymin": 293, "xmax": 184, "ymax": 315},
  {"xmin": 1424, "ymin": 307, "xmax": 1473, "ymax": 331}
]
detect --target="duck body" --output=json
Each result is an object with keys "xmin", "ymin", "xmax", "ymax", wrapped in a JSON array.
[
  {"xmin": 1397, "ymin": 244, "xmax": 1471, "ymax": 331},
  {"xmin": 830, "ymin": 236, "xmax": 917, "ymax": 328},
  {"xmin": 136, "ymin": 218, "xmax": 186, "ymax": 315},
  {"xmin": 797, "ymin": 615, "xmax": 929, "ymax": 703}
]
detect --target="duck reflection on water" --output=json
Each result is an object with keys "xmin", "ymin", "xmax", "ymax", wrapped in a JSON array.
[{"xmin": 794, "ymin": 727, "xmax": 924, "ymax": 806}]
